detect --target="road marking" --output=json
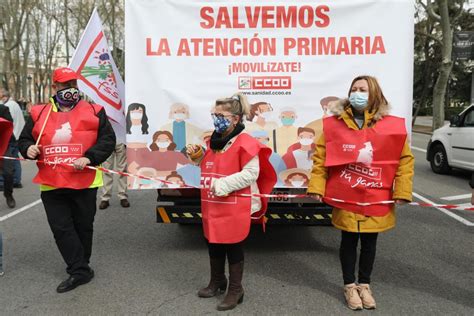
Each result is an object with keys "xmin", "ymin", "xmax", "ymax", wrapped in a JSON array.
[
  {"xmin": 0, "ymin": 199, "xmax": 42, "ymax": 222},
  {"xmin": 411, "ymin": 146, "xmax": 427, "ymax": 153},
  {"xmin": 412, "ymin": 192, "xmax": 474, "ymax": 226},
  {"xmin": 441, "ymin": 194, "xmax": 471, "ymax": 201}
]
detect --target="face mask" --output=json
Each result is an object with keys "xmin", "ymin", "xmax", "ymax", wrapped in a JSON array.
[
  {"xmin": 130, "ymin": 112, "xmax": 143, "ymax": 120},
  {"xmin": 281, "ymin": 117, "xmax": 295, "ymax": 126},
  {"xmin": 156, "ymin": 141, "xmax": 170, "ymax": 149},
  {"xmin": 167, "ymin": 183, "xmax": 180, "ymax": 188},
  {"xmin": 260, "ymin": 112, "xmax": 272, "ymax": 120},
  {"xmin": 291, "ymin": 180, "xmax": 305, "ymax": 187},
  {"xmin": 173, "ymin": 113, "xmax": 186, "ymax": 120},
  {"xmin": 349, "ymin": 92, "xmax": 369, "ymax": 110},
  {"xmin": 213, "ymin": 116, "xmax": 231, "ymax": 133},
  {"xmin": 56, "ymin": 87, "xmax": 80, "ymax": 108},
  {"xmin": 140, "ymin": 179, "xmax": 153, "ymax": 186},
  {"xmin": 299, "ymin": 138, "xmax": 313, "ymax": 146}
]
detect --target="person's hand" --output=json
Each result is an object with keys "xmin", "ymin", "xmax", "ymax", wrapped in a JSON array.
[
  {"xmin": 394, "ymin": 199, "xmax": 409, "ymax": 205},
  {"xmin": 307, "ymin": 193, "xmax": 323, "ymax": 202},
  {"xmin": 27, "ymin": 145, "xmax": 42, "ymax": 159},
  {"xmin": 73, "ymin": 157, "xmax": 91, "ymax": 170},
  {"xmin": 185, "ymin": 144, "xmax": 201, "ymax": 156}
]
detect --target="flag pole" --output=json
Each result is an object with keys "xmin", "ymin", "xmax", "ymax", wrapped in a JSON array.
[{"xmin": 35, "ymin": 99, "xmax": 54, "ymax": 146}]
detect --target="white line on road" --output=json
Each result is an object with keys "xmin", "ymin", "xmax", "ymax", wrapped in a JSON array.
[
  {"xmin": 411, "ymin": 146, "xmax": 427, "ymax": 153},
  {"xmin": 413, "ymin": 192, "xmax": 474, "ymax": 226},
  {"xmin": 0, "ymin": 199, "xmax": 42, "ymax": 222},
  {"xmin": 441, "ymin": 194, "xmax": 471, "ymax": 201}
]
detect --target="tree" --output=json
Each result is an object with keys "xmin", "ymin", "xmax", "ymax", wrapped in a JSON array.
[{"xmin": 419, "ymin": 0, "xmax": 465, "ymax": 130}]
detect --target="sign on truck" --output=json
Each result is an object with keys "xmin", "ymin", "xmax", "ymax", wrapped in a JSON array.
[{"xmin": 124, "ymin": 0, "xmax": 414, "ymax": 224}]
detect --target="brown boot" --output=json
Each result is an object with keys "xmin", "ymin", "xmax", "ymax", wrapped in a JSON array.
[
  {"xmin": 358, "ymin": 284, "xmax": 376, "ymax": 309},
  {"xmin": 344, "ymin": 283, "xmax": 363, "ymax": 310},
  {"xmin": 217, "ymin": 261, "xmax": 244, "ymax": 311},
  {"xmin": 197, "ymin": 257, "xmax": 227, "ymax": 298}
]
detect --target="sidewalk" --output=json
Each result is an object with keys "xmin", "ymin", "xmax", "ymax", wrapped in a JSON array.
[{"xmin": 412, "ymin": 116, "xmax": 449, "ymax": 135}]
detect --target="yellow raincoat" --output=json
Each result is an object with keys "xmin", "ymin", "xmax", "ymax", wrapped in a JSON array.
[{"xmin": 307, "ymin": 100, "xmax": 414, "ymax": 233}]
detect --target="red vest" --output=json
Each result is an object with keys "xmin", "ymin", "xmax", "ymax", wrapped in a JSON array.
[
  {"xmin": 0, "ymin": 117, "xmax": 13, "ymax": 155},
  {"xmin": 200, "ymin": 133, "xmax": 276, "ymax": 243},
  {"xmin": 323, "ymin": 115, "xmax": 407, "ymax": 216},
  {"xmin": 31, "ymin": 100, "xmax": 102, "ymax": 189}
]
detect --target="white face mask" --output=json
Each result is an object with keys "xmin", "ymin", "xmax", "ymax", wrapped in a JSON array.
[
  {"xmin": 290, "ymin": 180, "xmax": 305, "ymax": 187},
  {"xmin": 299, "ymin": 138, "xmax": 313, "ymax": 146},
  {"xmin": 260, "ymin": 112, "xmax": 272, "ymax": 120},
  {"xmin": 156, "ymin": 141, "xmax": 170, "ymax": 149},
  {"xmin": 167, "ymin": 183, "xmax": 180, "ymax": 188},
  {"xmin": 173, "ymin": 113, "xmax": 186, "ymax": 120},
  {"xmin": 130, "ymin": 112, "xmax": 143, "ymax": 120}
]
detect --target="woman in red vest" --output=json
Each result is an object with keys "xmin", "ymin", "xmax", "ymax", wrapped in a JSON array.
[
  {"xmin": 186, "ymin": 93, "xmax": 276, "ymax": 311},
  {"xmin": 307, "ymin": 75, "xmax": 414, "ymax": 310}
]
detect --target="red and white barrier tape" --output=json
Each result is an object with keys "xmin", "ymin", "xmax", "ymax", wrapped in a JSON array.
[{"xmin": 1, "ymin": 156, "xmax": 473, "ymax": 211}]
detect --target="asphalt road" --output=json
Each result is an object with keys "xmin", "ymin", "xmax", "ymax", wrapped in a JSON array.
[{"xmin": 0, "ymin": 132, "xmax": 473, "ymax": 315}]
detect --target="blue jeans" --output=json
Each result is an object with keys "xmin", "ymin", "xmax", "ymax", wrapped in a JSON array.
[{"xmin": 0, "ymin": 143, "xmax": 21, "ymax": 186}]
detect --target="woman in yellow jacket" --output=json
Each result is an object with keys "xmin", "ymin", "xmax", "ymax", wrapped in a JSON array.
[{"xmin": 307, "ymin": 75, "xmax": 414, "ymax": 311}]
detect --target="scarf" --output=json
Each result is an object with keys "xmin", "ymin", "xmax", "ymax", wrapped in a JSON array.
[{"xmin": 210, "ymin": 123, "xmax": 245, "ymax": 150}]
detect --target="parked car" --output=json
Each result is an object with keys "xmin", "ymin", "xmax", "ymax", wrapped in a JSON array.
[{"xmin": 427, "ymin": 104, "xmax": 474, "ymax": 174}]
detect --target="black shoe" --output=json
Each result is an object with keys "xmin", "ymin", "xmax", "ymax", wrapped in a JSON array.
[
  {"xmin": 120, "ymin": 199, "xmax": 130, "ymax": 208},
  {"xmin": 13, "ymin": 183, "xmax": 23, "ymax": 188},
  {"xmin": 99, "ymin": 200, "xmax": 109, "ymax": 210},
  {"xmin": 56, "ymin": 270, "xmax": 94, "ymax": 293},
  {"xmin": 6, "ymin": 196, "xmax": 15, "ymax": 208}
]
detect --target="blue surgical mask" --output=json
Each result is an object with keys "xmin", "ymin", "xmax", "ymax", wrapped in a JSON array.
[
  {"xmin": 213, "ymin": 116, "xmax": 231, "ymax": 133},
  {"xmin": 281, "ymin": 117, "xmax": 295, "ymax": 126},
  {"xmin": 349, "ymin": 92, "xmax": 369, "ymax": 111},
  {"xmin": 140, "ymin": 179, "xmax": 153, "ymax": 186}
]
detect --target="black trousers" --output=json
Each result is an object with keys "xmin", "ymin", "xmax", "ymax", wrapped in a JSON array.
[
  {"xmin": 339, "ymin": 231, "xmax": 378, "ymax": 285},
  {"xmin": 41, "ymin": 188, "xmax": 97, "ymax": 278},
  {"xmin": 207, "ymin": 241, "xmax": 244, "ymax": 264},
  {"xmin": 0, "ymin": 144, "xmax": 14, "ymax": 197}
]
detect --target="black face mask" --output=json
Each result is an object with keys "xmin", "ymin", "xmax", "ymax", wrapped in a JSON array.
[{"xmin": 56, "ymin": 87, "xmax": 80, "ymax": 108}]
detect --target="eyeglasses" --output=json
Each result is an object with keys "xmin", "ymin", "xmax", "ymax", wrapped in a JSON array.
[{"xmin": 211, "ymin": 113, "xmax": 235, "ymax": 120}]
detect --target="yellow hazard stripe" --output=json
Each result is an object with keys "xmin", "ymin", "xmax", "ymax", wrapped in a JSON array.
[{"xmin": 157, "ymin": 207, "xmax": 171, "ymax": 223}]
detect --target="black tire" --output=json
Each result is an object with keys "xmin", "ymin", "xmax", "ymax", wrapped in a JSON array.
[{"xmin": 430, "ymin": 143, "xmax": 451, "ymax": 174}]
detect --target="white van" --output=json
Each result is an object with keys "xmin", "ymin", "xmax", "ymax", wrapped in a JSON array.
[{"xmin": 426, "ymin": 104, "xmax": 474, "ymax": 174}]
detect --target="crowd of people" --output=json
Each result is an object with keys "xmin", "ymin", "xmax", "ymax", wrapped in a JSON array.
[{"xmin": 2, "ymin": 68, "xmax": 473, "ymax": 312}]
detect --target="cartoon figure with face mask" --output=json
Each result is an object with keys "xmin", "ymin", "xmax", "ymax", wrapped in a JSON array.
[
  {"xmin": 245, "ymin": 102, "xmax": 278, "ymax": 138},
  {"xmin": 135, "ymin": 167, "xmax": 158, "ymax": 189},
  {"xmin": 282, "ymin": 127, "xmax": 316, "ymax": 171},
  {"xmin": 126, "ymin": 103, "xmax": 149, "ymax": 148},
  {"xmin": 279, "ymin": 168, "xmax": 310, "ymax": 188},
  {"xmin": 272, "ymin": 107, "xmax": 299, "ymax": 156},
  {"xmin": 160, "ymin": 103, "xmax": 203, "ymax": 151},
  {"xmin": 148, "ymin": 131, "xmax": 190, "ymax": 175},
  {"xmin": 126, "ymin": 102, "xmax": 152, "ymax": 188},
  {"xmin": 164, "ymin": 171, "xmax": 185, "ymax": 188}
]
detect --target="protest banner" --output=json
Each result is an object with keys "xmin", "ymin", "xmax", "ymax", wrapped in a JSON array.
[{"xmin": 125, "ymin": 0, "xmax": 414, "ymax": 189}]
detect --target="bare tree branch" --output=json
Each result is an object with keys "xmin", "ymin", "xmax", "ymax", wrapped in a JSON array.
[
  {"xmin": 415, "ymin": 30, "xmax": 443, "ymax": 45},
  {"xmin": 426, "ymin": 0, "xmax": 442, "ymax": 22}
]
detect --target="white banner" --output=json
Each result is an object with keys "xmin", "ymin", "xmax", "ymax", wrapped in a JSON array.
[
  {"xmin": 70, "ymin": 8, "xmax": 126, "ymax": 138},
  {"xmin": 125, "ymin": 0, "xmax": 414, "ymax": 189}
]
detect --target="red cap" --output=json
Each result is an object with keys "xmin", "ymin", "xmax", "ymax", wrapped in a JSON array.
[{"xmin": 52, "ymin": 67, "xmax": 79, "ymax": 83}]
